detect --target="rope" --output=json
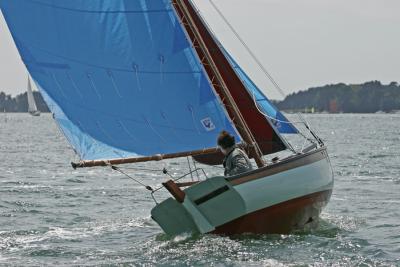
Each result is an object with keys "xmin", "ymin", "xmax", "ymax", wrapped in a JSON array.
[
  {"xmin": 249, "ymin": 89, "xmax": 316, "ymax": 150},
  {"xmin": 209, "ymin": 0, "xmax": 286, "ymax": 98},
  {"xmin": 121, "ymin": 166, "xmax": 165, "ymax": 172},
  {"xmin": 110, "ymin": 165, "xmax": 205, "ymax": 204},
  {"xmin": 251, "ymin": 90, "xmax": 305, "ymax": 125},
  {"xmin": 192, "ymin": 157, "xmax": 200, "ymax": 180},
  {"xmin": 187, "ymin": 157, "xmax": 194, "ymax": 181},
  {"xmin": 111, "ymin": 165, "xmax": 154, "ymax": 192}
]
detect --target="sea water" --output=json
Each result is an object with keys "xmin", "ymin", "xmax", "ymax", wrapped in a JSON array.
[{"xmin": 0, "ymin": 113, "xmax": 399, "ymax": 266}]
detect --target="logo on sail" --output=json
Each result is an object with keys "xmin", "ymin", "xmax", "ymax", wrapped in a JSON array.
[{"xmin": 201, "ymin": 117, "xmax": 215, "ymax": 131}]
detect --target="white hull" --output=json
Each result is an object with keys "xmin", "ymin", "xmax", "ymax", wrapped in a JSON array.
[{"xmin": 234, "ymin": 150, "xmax": 333, "ymax": 214}]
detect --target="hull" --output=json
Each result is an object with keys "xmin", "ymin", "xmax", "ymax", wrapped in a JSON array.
[
  {"xmin": 213, "ymin": 190, "xmax": 331, "ymax": 235},
  {"xmin": 151, "ymin": 147, "xmax": 333, "ymax": 236}
]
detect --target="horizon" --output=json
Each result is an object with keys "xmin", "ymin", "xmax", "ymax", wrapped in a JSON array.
[
  {"xmin": 0, "ymin": 80, "xmax": 400, "ymax": 102},
  {"xmin": 1, "ymin": 0, "xmax": 400, "ymax": 99},
  {"xmin": 1, "ymin": 79, "xmax": 398, "ymax": 100}
]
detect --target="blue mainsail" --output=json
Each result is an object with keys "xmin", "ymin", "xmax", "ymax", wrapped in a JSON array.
[
  {"xmin": 0, "ymin": 0, "xmax": 241, "ymax": 160},
  {"xmin": 223, "ymin": 49, "xmax": 298, "ymax": 134}
]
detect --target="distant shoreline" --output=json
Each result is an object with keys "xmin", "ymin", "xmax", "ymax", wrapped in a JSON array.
[
  {"xmin": 1, "ymin": 80, "xmax": 399, "ymax": 114},
  {"xmin": 0, "ymin": 91, "xmax": 49, "ymax": 113},
  {"xmin": 275, "ymin": 81, "xmax": 400, "ymax": 113}
]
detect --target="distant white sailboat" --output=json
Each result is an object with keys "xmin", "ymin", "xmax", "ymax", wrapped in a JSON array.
[{"xmin": 27, "ymin": 75, "xmax": 40, "ymax": 116}]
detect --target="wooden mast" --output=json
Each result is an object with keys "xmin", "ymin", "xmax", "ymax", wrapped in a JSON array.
[
  {"xmin": 172, "ymin": 0, "xmax": 265, "ymax": 167},
  {"xmin": 174, "ymin": 0, "xmax": 286, "ymax": 165}
]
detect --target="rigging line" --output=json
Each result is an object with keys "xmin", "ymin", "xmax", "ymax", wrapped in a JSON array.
[
  {"xmin": 249, "ymin": 90, "xmax": 302, "ymax": 153},
  {"xmin": 207, "ymin": 0, "xmax": 321, "ymax": 142},
  {"xmin": 192, "ymin": 157, "xmax": 201, "ymax": 180},
  {"xmin": 111, "ymin": 165, "xmax": 154, "ymax": 192},
  {"xmin": 297, "ymin": 129, "xmax": 317, "ymax": 145},
  {"xmin": 208, "ymin": 0, "xmax": 286, "ymax": 98},
  {"xmin": 119, "ymin": 166, "xmax": 164, "ymax": 172},
  {"xmin": 250, "ymin": 90, "xmax": 305, "ymax": 125},
  {"xmin": 187, "ymin": 157, "xmax": 194, "ymax": 181},
  {"xmin": 300, "ymin": 132, "xmax": 311, "ymax": 152}
]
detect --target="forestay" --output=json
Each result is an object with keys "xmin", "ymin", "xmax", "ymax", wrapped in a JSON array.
[
  {"xmin": 223, "ymin": 50, "xmax": 298, "ymax": 134},
  {"xmin": 0, "ymin": 0, "xmax": 241, "ymax": 160}
]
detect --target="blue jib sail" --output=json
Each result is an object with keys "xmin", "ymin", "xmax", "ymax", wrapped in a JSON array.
[
  {"xmin": 0, "ymin": 0, "xmax": 241, "ymax": 160},
  {"xmin": 222, "ymin": 49, "xmax": 298, "ymax": 134}
]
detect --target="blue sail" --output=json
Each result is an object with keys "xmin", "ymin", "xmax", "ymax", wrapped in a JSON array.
[
  {"xmin": 0, "ymin": 0, "xmax": 241, "ymax": 160},
  {"xmin": 223, "ymin": 49, "xmax": 298, "ymax": 134}
]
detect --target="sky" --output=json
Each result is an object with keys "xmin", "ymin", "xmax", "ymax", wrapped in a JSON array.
[{"xmin": 0, "ymin": 0, "xmax": 399, "ymax": 99}]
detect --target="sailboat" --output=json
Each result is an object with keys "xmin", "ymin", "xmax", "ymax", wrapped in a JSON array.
[
  {"xmin": 1, "ymin": 0, "xmax": 333, "ymax": 235},
  {"xmin": 26, "ymin": 75, "xmax": 40, "ymax": 116}
]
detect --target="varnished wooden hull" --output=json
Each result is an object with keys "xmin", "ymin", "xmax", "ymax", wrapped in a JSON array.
[{"xmin": 213, "ymin": 190, "xmax": 331, "ymax": 235}]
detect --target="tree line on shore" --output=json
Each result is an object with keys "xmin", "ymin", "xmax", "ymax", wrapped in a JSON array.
[
  {"xmin": 0, "ymin": 91, "xmax": 49, "ymax": 112},
  {"xmin": 1, "ymin": 80, "xmax": 399, "ymax": 113},
  {"xmin": 275, "ymin": 81, "xmax": 400, "ymax": 113}
]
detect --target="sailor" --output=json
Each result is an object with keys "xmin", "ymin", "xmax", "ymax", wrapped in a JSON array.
[{"xmin": 217, "ymin": 130, "xmax": 253, "ymax": 177}]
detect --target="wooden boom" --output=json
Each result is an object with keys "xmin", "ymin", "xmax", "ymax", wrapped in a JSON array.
[{"xmin": 71, "ymin": 147, "xmax": 220, "ymax": 169}]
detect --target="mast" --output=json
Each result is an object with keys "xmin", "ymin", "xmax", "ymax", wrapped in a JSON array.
[
  {"xmin": 176, "ymin": 0, "xmax": 287, "ymax": 164},
  {"xmin": 172, "ymin": 0, "xmax": 265, "ymax": 167}
]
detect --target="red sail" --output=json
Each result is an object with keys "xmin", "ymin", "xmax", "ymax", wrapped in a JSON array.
[{"xmin": 173, "ymin": 0, "xmax": 286, "ymax": 165}]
